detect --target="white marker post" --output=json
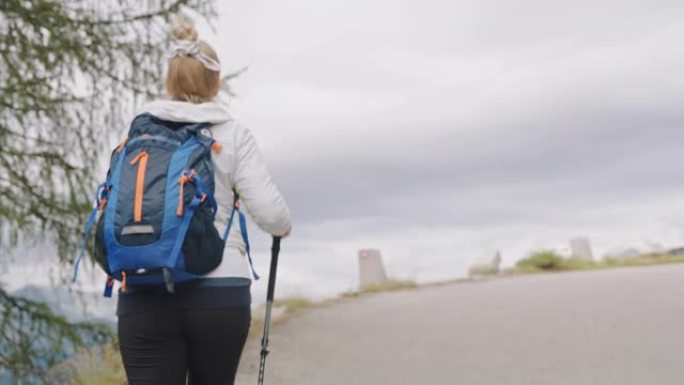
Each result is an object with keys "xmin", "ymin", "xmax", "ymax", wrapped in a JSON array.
[
  {"xmin": 358, "ymin": 249, "xmax": 388, "ymax": 289},
  {"xmin": 570, "ymin": 237, "xmax": 594, "ymax": 261}
]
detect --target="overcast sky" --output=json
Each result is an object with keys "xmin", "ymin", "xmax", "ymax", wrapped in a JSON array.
[
  {"xmin": 8, "ymin": 0, "xmax": 684, "ymax": 300},
  {"xmin": 188, "ymin": 0, "xmax": 684, "ymax": 295}
]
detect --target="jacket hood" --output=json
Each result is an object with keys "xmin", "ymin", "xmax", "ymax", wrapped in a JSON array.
[{"xmin": 136, "ymin": 99, "xmax": 232, "ymax": 125}]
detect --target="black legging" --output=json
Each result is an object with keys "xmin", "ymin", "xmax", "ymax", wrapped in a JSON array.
[{"xmin": 118, "ymin": 307, "xmax": 251, "ymax": 385}]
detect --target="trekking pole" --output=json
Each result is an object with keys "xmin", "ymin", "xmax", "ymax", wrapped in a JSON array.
[{"xmin": 258, "ymin": 236, "xmax": 281, "ymax": 385}]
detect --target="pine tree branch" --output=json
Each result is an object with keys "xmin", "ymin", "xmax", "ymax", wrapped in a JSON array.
[{"xmin": 0, "ymin": 0, "xmax": 217, "ymax": 381}]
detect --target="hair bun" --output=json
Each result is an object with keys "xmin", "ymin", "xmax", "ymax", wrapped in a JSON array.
[{"xmin": 171, "ymin": 17, "xmax": 198, "ymax": 41}]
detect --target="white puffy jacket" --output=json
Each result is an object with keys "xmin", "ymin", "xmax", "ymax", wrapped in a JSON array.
[{"xmin": 138, "ymin": 99, "xmax": 292, "ymax": 279}]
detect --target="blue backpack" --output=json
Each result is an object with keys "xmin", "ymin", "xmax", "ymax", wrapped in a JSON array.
[{"xmin": 72, "ymin": 114, "xmax": 259, "ymax": 297}]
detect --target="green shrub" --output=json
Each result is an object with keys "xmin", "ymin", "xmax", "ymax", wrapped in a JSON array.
[{"xmin": 516, "ymin": 250, "xmax": 566, "ymax": 271}]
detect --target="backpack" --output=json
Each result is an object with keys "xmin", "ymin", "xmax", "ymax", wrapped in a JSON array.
[{"xmin": 72, "ymin": 114, "xmax": 259, "ymax": 297}]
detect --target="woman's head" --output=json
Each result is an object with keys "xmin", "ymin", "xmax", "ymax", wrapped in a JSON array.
[{"xmin": 165, "ymin": 19, "xmax": 220, "ymax": 103}]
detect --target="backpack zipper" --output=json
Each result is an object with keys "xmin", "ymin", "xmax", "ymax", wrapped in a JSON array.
[
  {"xmin": 176, "ymin": 169, "xmax": 195, "ymax": 217},
  {"xmin": 127, "ymin": 134, "xmax": 181, "ymax": 148},
  {"xmin": 130, "ymin": 151, "xmax": 149, "ymax": 222}
]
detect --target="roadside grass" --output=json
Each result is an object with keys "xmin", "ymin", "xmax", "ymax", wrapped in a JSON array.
[
  {"xmin": 510, "ymin": 250, "xmax": 684, "ymax": 274},
  {"xmin": 50, "ymin": 344, "xmax": 126, "ymax": 385},
  {"xmin": 249, "ymin": 296, "xmax": 313, "ymax": 337},
  {"xmin": 603, "ymin": 253, "xmax": 684, "ymax": 267},
  {"xmin": 249, "ymin": 280, "xmax": 420, "ymax": 337},
  {"xmin": 274, "ymin": 296, "xmax": 312, "ymax": 314},
  {"xmin": 342, "ymin": 279, "xmax": 418, "ymax": 298},
  {"xmin": 71, "ymin": 345, "xmax": 126, "ymax": 385}
]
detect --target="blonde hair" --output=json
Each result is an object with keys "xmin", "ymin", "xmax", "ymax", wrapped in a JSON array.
[{"xmin": 165, "ymin": 20, "xmax": 220, "ymax": 104}]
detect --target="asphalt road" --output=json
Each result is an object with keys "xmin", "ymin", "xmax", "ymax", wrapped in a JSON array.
[{"xmin": 236, "ymin": 264, "xmax": 684, "ymax": 385}]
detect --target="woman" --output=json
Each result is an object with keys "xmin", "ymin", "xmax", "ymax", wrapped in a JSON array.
[{"xmin": 116, "ymin": 20, "xmax": 292, "ymax": 385}]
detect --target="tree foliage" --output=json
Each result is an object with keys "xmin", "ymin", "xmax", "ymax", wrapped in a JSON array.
[
  {"xmin": 0, "ymin": 289, "xmax": 112, "ymax": 383},
  {"xmin": 0, "ymin": 0, "xmax": 215, "ymax": 382}
]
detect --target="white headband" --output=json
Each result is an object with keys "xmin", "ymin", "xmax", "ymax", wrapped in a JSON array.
[{"xmin": 167, "ymin": 40, "xmax": 221, "ymax": 72}]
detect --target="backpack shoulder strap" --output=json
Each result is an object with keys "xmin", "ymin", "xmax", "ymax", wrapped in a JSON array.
[
  {"xmin": 71, "ymin": 182, "xmax": 108, "ymax": 282},
  {"xmin": 222, "ymin": 189, "xmax": 260, "ymax": 280}
]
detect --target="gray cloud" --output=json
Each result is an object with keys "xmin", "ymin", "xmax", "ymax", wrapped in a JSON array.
[{"xmin": 208, "ymin": 1, "xmax": 684, "ymax": 277}]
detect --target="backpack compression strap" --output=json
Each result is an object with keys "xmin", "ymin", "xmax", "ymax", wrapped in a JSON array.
[
  {"xmin": 222, "ymin": 190, "xmax": 260, "ymax": 280},
  {"xmin": 166, "ymin": 169, "xmax": 221, "ymax": 292}
]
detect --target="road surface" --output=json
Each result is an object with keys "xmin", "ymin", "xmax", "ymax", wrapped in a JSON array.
[{"xmin": 236, "ymin": 264, "xmax": 684, "ymax": 385}]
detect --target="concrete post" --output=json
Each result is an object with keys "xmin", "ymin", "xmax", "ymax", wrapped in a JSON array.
[
  {"xmin": 570, "ymin": 237, "xmax": 594, "ymax": 260},
  {"xmin": 358, "ymin": 249, "xmax": 388, "ymax": 289}
]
